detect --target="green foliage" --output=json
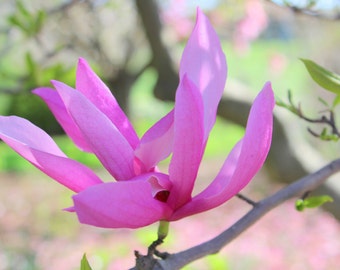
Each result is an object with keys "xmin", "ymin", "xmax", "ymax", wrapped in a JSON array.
[
  {"xmin": 332, "ymin": 95, "xmax": 340, "ymax": 108},
  {"xmin": 225, "ymin": 41, "xmax": 307, "ymax": 96},
  {"xmin": 318, "ymin": 128, "xmax": 339, "ymax": 142},
  {"xmin": 7, "ymin": 0, "xmax": 46, "ymax": 37},
  {"xmin": 206, "ymin": 255, "xmax": 230, "ymax": 270},
  {"xmin": 295, "ymin": 195, "xmax": 333, "ymax": 211},
  {"xmin": 276, "ymin": 88, "xmax": 340, "ymax": 142},
  {"xmin": 301, "ymin": 58, "xmax": 340, "ymax": 95},
  {"xmin": 275, "ymin": 90, "xmax": 300, "ymax": 115},
  {"xmin": 23, "ymin": 52, "xmax": 75, "ymax": 89},
  {"xmin": 80, "ymin": 254, "xmax": 93, "ymax": 270},
  {"xmin": 4, "ymin": 53, "xmax": 75, "ymax": 134}
]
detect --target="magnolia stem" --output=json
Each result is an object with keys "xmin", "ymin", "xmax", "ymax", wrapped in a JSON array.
[{"xmin": 157, "ymin": 220, "xmax": 170, "ymax": 241}]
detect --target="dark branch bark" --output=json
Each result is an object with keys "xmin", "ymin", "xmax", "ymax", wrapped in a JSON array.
[{"xmin": 134, "ymin": 0, "xmax": 179, "ymax": 101}]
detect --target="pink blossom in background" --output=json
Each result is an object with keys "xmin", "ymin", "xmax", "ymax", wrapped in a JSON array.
[
  {"xmin": 234, "ymin": 0, "xmax": 268, "ymax": 52},
  {"xmin": 0, "ymin": 8, "xmax": 274, "ymax": 229},
  {"xmin": 161, "ymin": 0, "xmax": 194, "ymax": 40},
  {"xmin": 269, "ymin": 52, "xmax": 288, "ymax": 75}
]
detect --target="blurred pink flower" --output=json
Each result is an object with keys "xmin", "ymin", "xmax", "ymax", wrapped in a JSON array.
[
  {"xmin": 0, "ymin": 8, "xmax": 274, "ymax": 229},
  {"xmin": 234, "ymin": 0, "xmax": 268, "ymax": 52},
  {"xmin": 161, "ymin": 0, "xmax": 193, "ymax": 40},
  {"xmin": 269, "ymin": 53, "xmax": 288, "ymax": 75}
]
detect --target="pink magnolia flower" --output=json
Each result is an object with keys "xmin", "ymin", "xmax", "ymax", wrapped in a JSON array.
[{"xmin": 0, "ymin": 9, "xmax": 274, "ymax": 229}]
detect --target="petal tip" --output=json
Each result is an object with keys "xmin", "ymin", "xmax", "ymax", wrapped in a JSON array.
[{"xmin": 78, "ymin": 57, "xmax": 89, "ymax": 68}]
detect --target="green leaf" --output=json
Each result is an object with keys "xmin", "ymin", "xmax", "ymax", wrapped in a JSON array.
[
  {"xmin": 275, "ymin": 91, "xmax": 300, "ymax": 115},
  {"xmin": 7, "ymin": 15, "xmax": 29, "ymax": 33},
  {"xmin": 16, "ymin": 0, "xmax": 31, "ymax": 19},
  {"xmin": 80, "ymin": 254, "xmax": 93, "ymax": 270},
  {"xmin": 295, "ymin": 195, "xmax": 333, "ymax": 211},
  {"xmin": 317, "ymin": 129, "xmax": 339, "ymax": 142},
  {"xmin": 301, "ymin": 58, "xmax": 340, "ymax": 94},
  {"xmin": 7, "ymin": 1, "xmax": 45, "ymax": 37},
  {"xmin": 332, "ymin": 95, "xmax": 340, "ymax": 108},
  {"xmin": 303, "ymin": 195, "xmax": 333, "ymax": 208},
  {"xmin": 306, "ymin": 0, "xmax": 317, "ymax": 8},
  {"xmin": 295, "ymin": 199, "xmax": 305, "ymax": 211},
  {"xmin": 317, "ymin": 97, "xmax": 329, "ymax": 107},
  {"xmin": 34, "ymin": 10, "xmax": 46, "ymax": 33},
  {"xmin": 25, "ymin": 52, "xmax": 40, "ymax": 84}
]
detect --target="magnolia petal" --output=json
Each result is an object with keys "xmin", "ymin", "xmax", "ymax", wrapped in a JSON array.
[
  {"xmin": 135, "ymin": 110, "xmax": 174, "ymax": 171},
  {"xmin": 167, "ymin": 75, "xmax": 204, "ymax": 209},
  {"xmin": 0, "ymin": 116, "xmax": 102, "ymax": 192},
  {"xmin": 148, "ymin": 173, "xmax": 172, "ymax": 198},
  {"xmin": 180, "ymin": 8, "xmax": 227, "ymax": 141},
  {"xmin": 73, "ymin": 173, "xmax": 173, "ymax": 228},
  {"xmin": 76, "ymin": 58, "xmax": 139, "ymax": 149},
  {"xmin": 53, "ymin": 80, "xmax": 135, "ymax": 180},
  {"xmin": 171, "ymin": 82, "xmax": 274, "ymax": 220},
  {"xmin": 170, "ymin": 141, "xmax": 242, "ymax": 220},
  {"xmin": 33, "ymin": 87, "xmax": 92, "ymax": 152}
]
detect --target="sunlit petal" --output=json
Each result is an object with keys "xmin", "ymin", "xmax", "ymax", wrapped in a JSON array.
[
  {"xmin": 0, "ymin": 116, "xmax": 102, "ymax": 192},
  {"xmin": 33, "ymin": 87, "xmax": 92, "ymax": 152},
  {"xmin": 53, "ymin": 80, "xmax": 135, "ymax": 180},
  {"xmin": 167, "ymin": 75, "xmax": 204, "ymax": 209},
  {"xmin": 76, "ymin": 58, "xmax": 139, "ymax": 149},
  {"xmin": 171, "ymin": 83, "xmax": 274, "ymax": 220},
  {"xmin": 180, "ymin": 8, "xmax": 227, "ymax": 140}
]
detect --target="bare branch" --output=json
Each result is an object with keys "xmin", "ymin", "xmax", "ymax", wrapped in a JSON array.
[
  {"xmin": 130, "ymin": 158, "xmax": 340, "ymax": 269},
  {"xmin": 265, "ymin": 0, "xmax": 340, "ymax": 20}
]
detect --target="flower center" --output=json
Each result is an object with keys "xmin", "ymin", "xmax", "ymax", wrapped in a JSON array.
[{"xmin": 155, "ymin": 190, "xmax": 170, "ymax": 202}]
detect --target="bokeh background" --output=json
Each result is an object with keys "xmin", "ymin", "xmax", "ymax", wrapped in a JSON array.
[{"xmin": 0, "ymin": 0, "xmax": 340, "ymax": 269}]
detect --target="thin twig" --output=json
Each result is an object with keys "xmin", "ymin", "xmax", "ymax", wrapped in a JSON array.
[
  {"xmin": 283, "ymin": 91, "xmax": 340, "ymax": 140},
  {"xmin": 236, "ymin": 193, "xmax": 257, "ymax": 206}
]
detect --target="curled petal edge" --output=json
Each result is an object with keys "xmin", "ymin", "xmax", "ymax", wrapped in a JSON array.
[{"xmin": 73, "ymin": 173, "xmax": 173, "ymax": 228}]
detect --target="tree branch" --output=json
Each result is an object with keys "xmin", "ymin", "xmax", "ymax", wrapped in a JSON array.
[
  {"xmin": 131, "ymin": 158, "xmax": 340, "ymax": 269},
  {"xmin": 134, "ymin": 0, "xmax": 179, "ymax": 101},
  {"xmin": 265, "ymin": 0, "xmax": 340, "ymax": 20}
]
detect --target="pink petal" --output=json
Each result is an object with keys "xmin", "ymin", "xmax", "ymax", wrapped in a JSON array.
[
  {"xmin": 180, "ymin": 8, "xmax": 227, "ymax": 141},
  {"xmin": 0, "ymin": 116, "xmax": 102, "ymax": 192},
  {"xmin": 135, "ymin": 110, "xmax": 174, "ymax": 171},
  {"xmin": 33, "ymin": 87, "xmax": 92, "ymax": 152},
  {"xmin": 53, "ymin": 80, "xmax": 135, "ymax": 180},
  {"xmin": 72, "ymin": 173, "xmax": 173, "ymax": 228},
  {"xmin": 170, "ymin": 82, "xmax": 274, "ymax": 220},
  {"xmin": 167, "ymin": 75, "xmax": 204, "ymax": 209},
  {"xmin": 76, "ymin": 58, "xmax": 139, "ymax": 149}
]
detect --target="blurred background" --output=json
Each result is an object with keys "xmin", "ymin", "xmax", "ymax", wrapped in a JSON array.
[{"xmin": 0, "ymin": 0, "xmax": 340, "ymax": 269}]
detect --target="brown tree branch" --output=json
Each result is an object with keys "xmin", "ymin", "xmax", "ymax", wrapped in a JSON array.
[
  {"xmin": 134, "ymin": 0, "xmax": 179, "ymax": 101},
  {"xmin": 265, "ymin": 0, "xmax": 340, "ymax": 20},
  {"xmin": 130, "ymin": 158, "xmax": 340, "ymax": 269}
]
